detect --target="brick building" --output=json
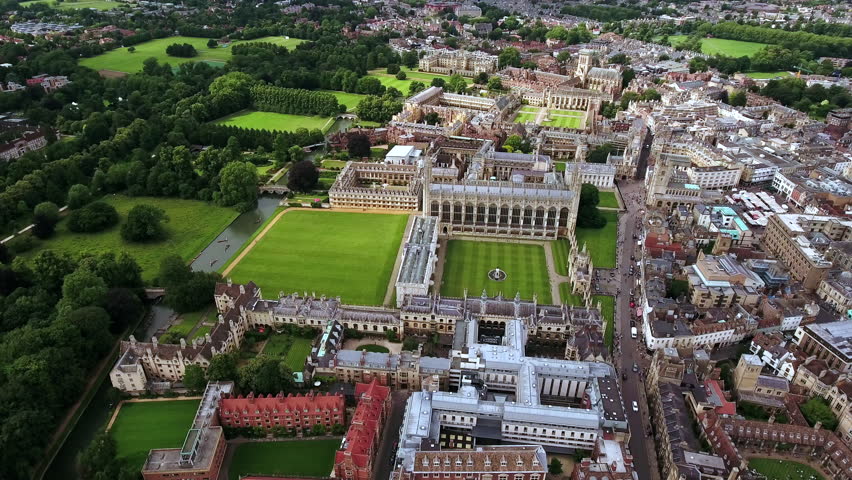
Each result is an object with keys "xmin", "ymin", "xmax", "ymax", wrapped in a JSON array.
[
  {"xmin": 400, "ymin": 445, "xmax": 548, "ymax": 480},
  {"xmin": 218, "ymin": 391, "xmax": 344, "ymax": 434},
  {"xmin": 334, "ymin": 380, "xmax": 391, "ymax": 480}
]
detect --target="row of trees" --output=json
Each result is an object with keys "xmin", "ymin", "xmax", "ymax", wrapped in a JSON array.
[{"xmin": 250, "ymin": 85, "xmax": 343, "ymax": 117}]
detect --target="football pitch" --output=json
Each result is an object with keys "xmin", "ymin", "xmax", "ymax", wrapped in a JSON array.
[
  {"xmin": 226, "ymin": 211, "xmax": 408, "ymax": 306},
  {"xmin": 440, "ymin": 240, "xmax": 552, "ymax": 304}
]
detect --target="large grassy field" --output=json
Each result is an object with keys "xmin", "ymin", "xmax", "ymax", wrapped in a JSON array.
[
  {"xmin": 22, "ymin": 0, "xmax": 121, "ymax": 9},
  {"xmin": 440, "ymin": 240, "xmax": 552, "ymax": 304},
  {"xmin": 22, "ymin": 195, "xmax": 238, "ymax": 283},
  {"xmin": 228, "ymin": 439, "xmax": 340, "ymax": 480},
  {"xmin": 367, "ymin": 66, "xmax": 471, "ymax": 93},
  {"xmin": 110, "ymin": 399, "xmax": 200, "ymax": 469},
  {"xmin": 213, "ymin": 110, "xmax": 335, "ymax": 133},
  {"xmin": 318, "ymin": 90, "xmax": 369, "ymax": 112},
  {"xmin": 513, "ymin": 107, "xmax": 584, "ymax": 128},
  {"xmin": 668, "ymin": 35, "xmax": 770, "ymax": 57},
  {"xmin": 575, "ymin": 211, "xmax": 618, "ymax": 269},
  {"xmin": 227, "ymin": 211, "xmax": 407, "ymax": 306},
  {"xmin": 747, "ymin": 458, "xmax": 825, "ymax": 480},
  {"xmin": 262, "ymin": 335, "xmax": 314, "ymax": 372},
  {"xmin": 80, "ymin": 36, "xmax": 305, "ymax": 73},
  {"xmin": 745, "ymin": 71, "xmax": 792, "ymax": 79}
]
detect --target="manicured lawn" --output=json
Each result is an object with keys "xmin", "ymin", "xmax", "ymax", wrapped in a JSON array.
[
  {"xmin": 514, "ymin": 113, "xmax": 538, "ymax": 124},
  {"xmin": 552, "ymin": 239, "xmax": 570, "ymax": 276},
  {"xmin": 575, "ymin": 211, "xmax": 618, "ymax": 269},
  {"xmin": 356, "ymin": 344, "xmax": 390, "ymax": 353},
  {"xmin": 22, "ymin": 0, "xmax": 122, "ymax": 9},
  {"xmin": 598, "ymin": 191, "xmax": 619, "ymax": 209},
  {"xmin": 318, "ymin": 90, "xmax": 368, "ymax": 111},
  {"xmin": 228, "ymin": 439, "xmax": 340, "ymax": 480},
  {"xmin": 213, "ymin": 110, "xmax": 334, "ymax": 133},
  {"xmin": 166, "ymin": 306, "xmax": 210, "ymax": 337},
  {"xmin": 440, "ymin": 240, "xmax": 552, "ymax": 304},
  {"xmin": 747, "ymin": 458, "xmax": 825, "ymax": 480},
  {"xmin": 543, "ymin": 113, "xmax": 584, "ymax": 129},
  {"xmin": 256, "ymin": 163, "xmax": 276, "ymax": 175},
  {"xmin": 321, "ymin": 159, "xmax": 348, "ymax": 170},
  {"xmin": 22, "ymin": 195, "xmax": 238, "ymax": 283},
  {"xmin": 80, "ymin": 36, "xmax": 304, "ymax": 73},
  {"xmin": 559, "ymin": 282, "xmax": 585, "ymax": 306},
  {"xmin": 514, "ymin": 108, "xmax": 584, "ymax": 128},
  {"xmin": 366, "ymin": 66, "xmax": 470, "ymax": 93},
  {"xmin": 110, "ymin": 399, "xmax": 200, "ymax": 469},
  {"xmin": 191, "ymin": 325, "xmax": 212, "ymax": 341},
  {"xmin": 554, "ymin": 162, "xmax": 566, "ymax": 172},
  {"xmin": 668, "ymin": 35, "xmax": 770, "ymax": 57},
  {"xmin": 746, "ymin": 71, "xmax": 792, "ymax": 79},
  {"xmin": 227, "ymin": 211, "xmax": 408, "ymax": 306},
  {"xmin": 262, "ymin": 335, "xmax": 314, "ymax": 372}
]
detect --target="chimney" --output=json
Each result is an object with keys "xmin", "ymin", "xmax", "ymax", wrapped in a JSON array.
[
  {"xmin": 205, "ymin": 333, "xmax": 213, "ymax": 344},
  {"xmin": 248, "ymin": 392, "xmax": 255, "ymax": 404},
  {"xmin": 814, "ymin": 421, "xmax": 822, "ymax": 430},
  {"xmin": 129, "ymin": 335, "xmax": 137, "ymax": 345},
  {"xmin": 180, "ymin": 338, "xmax": 186, "ymax": 348},
  {"xmin": 239, "ymin": 284, "xmax": 245, "ymax": 294},
  {"xmin": 152, "ymin": 336, "xmax": 158, "ymax": 348},
  {"xmin": 227, "ymin": 277, "xmax": 232, "ymax": 286}
]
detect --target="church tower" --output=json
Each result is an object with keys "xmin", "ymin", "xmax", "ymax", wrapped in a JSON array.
[{"xmin": 576, "ymin": 49, "xmax": 594, "ymax": 84}]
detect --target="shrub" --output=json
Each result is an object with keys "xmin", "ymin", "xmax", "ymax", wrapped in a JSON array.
[
  {"xmin": 121, "ymin": 204, "xmax": 168, "ymax": 242},
  {"xmin": 67, "ymin": 202, "xmax": 119, "ymax": 233}
]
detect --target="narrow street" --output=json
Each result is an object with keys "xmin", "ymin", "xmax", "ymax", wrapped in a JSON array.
[{"xmin": 372, "ymin": 390, "xmax": 410, "ymax": 480}]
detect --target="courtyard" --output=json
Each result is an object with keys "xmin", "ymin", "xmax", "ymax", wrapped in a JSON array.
[
  {"xmin": 260, "ymin": 334, "xmax": 314, "ymax": 372},
  {"xmin": 109, "ymin": 399, "xmax": 200, "ymax": 469},
  {"xmin": 747, "ymin": 458, "xmax": 825, "ymax": 480},
  {"xmin": 440, "ymin": 240, "xmax": 552, "ymax": 304},
  {"xmin": 513, "ymin": 106, "xmax": 585, "ymax": 129},
  {"xmin": 225, "ymin": 210, "xmax": 408, "ymax": 306},
  {"xmin": 227, "ymin": 439, "xmax": 340, "ymax": 480},
  {"xmin": 575, "ymin": 211, "xmax": 619, "ymax": 269}
]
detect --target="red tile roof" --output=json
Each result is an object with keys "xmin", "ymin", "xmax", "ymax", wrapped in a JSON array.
[
  {"xmin": 335, "ymin": 380, "xmax": 390, "ymax": 470},
  {"xmin": 219, "ymin": 391, "xmax": 343, "ymax": 415}
]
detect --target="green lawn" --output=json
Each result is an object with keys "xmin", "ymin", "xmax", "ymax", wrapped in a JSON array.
[
  {"xmin": 110, "ymin": 399, "xmax": 200, "ymax": 469},
  {"xmin": 514, "ymin": 113, "xmax": 538, "ymax": 124},
  {"xmin": 22, "ymin": 195, "xmax": 238, "ymax": 283},
  {"xmin": 262, "ymin": 335, "xmax": 314, "ymax": 372},
  {"xmin": 552, "ymin": 239, "xmax": 570, "ymax": 276},
  {"xmin": 228, "ymin": 439, "xmax": 339, "ymax": 480},
  {"xmin": 214, "ymin": 110, "xmax": 334, "ymax": 133},
  {"xmin": 227, "ymin": 211, "xmax": 407, "ymax": 306},
  {"xmin": 746, "ymin": 71, "xmax": 792, "ymax": 79},
  {"xmin": 559, "ymin": 282, "xmax": 585, "ymax": 306},
  {"xmin": 598, "ymin": 191, "xmax": 619, "ymax": 209},
  {"xmin": 747, "ymin": 458, "xmax": 825, "ymax": 480},
  {"xmin": 514, "ymin": 108, "xmax": 584, "ymax": 128},
  {"xmin": 356, "ymin": 344, "xmax": 390, "ymax": 353},
  {"xmin": 318, "ymin": 90, "xmax": 368, "ymax": 112},
  {"xmin": 256, "ymin": 163, "xmax": 276, "ymax": 175},
  {"xmin": 22, "ymin": 0, "xmax": 122, "ymax": 9},
  {"xmin": 668, "ymin": 35, "xmax": 770, "ymax": 57},
  {"xmin": 321, "ymin": 159, "xmax": 348, "ymax": 170},
  {"xmin": 366, "ymin": 66, "xmax": 471, "ymax": 93},
  {"xmin": 554, "ymin": 162, "xmax": 566, "ymax": 172},
  {"xmin": 191, "ymin": 325, "xmax": 212, "ymax": 341},
  {"xmin": 166, "ymin": 306, "xmax": 210, "ymax": 337},
  {"xmin": 543, "ymin": 113, "xmax": 584, "ymax": 129},
  {"xmin": 576, "ymin": 211, "xmax": 618, "ymax": 269},
  {"xmin": 80, "ymin": 36, "xmax": 305, "ymax": 73},
  {"xmin": 440, "ymin": 240, "xmax": 552, "ymax": 304}
]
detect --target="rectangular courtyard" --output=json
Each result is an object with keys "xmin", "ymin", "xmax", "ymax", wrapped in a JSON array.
[
  {"xmin": 109, "ymin": 399, "xmax": 200, "ymax": 469},
  {"xmin": 226, "ymin": 211, "xmax": 408, "ymax": 306},
  {"xmin": 440, "ymin": 240, "xmax": 552, "ymax": 304},
  {"xmin": 228, "ymin": 439, "xmax": 339, "ymax": 480}
]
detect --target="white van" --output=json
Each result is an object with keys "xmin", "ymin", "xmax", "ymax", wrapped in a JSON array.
[{"xmin": 631, "ymin": 327, "xmax": 638, "ymax": 339}]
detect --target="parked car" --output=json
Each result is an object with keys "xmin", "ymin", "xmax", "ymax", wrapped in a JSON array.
[
  {"xmin": 632, "ymin": 401, "xmax": 639, "ymax": 412},
  {"xmin": 632, "ymin": 362, "xmax": 639, "ymax": 372}
]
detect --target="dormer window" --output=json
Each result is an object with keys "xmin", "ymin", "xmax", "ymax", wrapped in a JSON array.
[
  {"xmin": 434, "ymin": 459, "xmax": 440, "ymax": 466},
  {"xmin": 484, "ymin": 458, "xmax": 491, "ymax": 467},
  {"xmin": 455, "ymin": 459, "xmax": 462, "ymax": 466}
]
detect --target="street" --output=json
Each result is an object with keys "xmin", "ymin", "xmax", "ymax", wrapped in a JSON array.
[{"xmin": 372, "ymin": 390, "xmax": 410, "ymax": 480}]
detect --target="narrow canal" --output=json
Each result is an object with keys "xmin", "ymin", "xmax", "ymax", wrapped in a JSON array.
[{"xmin": 44, "ymin": 197, "xmax": 282, "ymax": 479}]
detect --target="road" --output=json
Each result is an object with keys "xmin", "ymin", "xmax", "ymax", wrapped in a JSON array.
[{"xmin": 372, "ymin": 390, "xmax": 410, "ymax": 480}]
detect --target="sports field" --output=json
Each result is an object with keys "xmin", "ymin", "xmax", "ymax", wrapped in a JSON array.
[
  {"xmin": 668, "ymin": 35, "xmax": 770, "ymax": 57},
  {"xmin": 213, "ymin": 110, "xmax": 335, "ymax": 133},
  {"xmin": 747, "ymin": 458, "xmax": 825, "ymax": 480},
  {"xmin": 226, "ymin": 211, "xmax": 408, "ymax": 306},
  {"xmin": 318, "ymin": 90, "xmax": 368, "ymax": 112},
  {"xmin": 440, "ymin": 240, "xmax": 552, "ymax": 304},
  {"xmin": 367, "ymin": 67, "xmax": 471, "ymax": 93},
  {"xmin": 22, "ymin": 195, "xmax": 238, "ymax": 282},
  {"xmin": 575, "ymin": 211, "xmax": 618, "ymax": 268},
  {"xmin": 110, "ymin": 399, "xmax": 200, "ymax": 469},
  {"xmin": 22, "ymin": 0, "xmax": 120, "ymax": 9},
  {"xmin": 80, "ymin": 36, "xmax": 305, "ymax": 73},
  {"xmin": 262, "ymin": 335, "xmax": 313, "ymax": 371},
  {"xmin": 745, "ymin": 71, "xmax": 792, "ymax": 79},
  {"xmin": 228, "ymin": 439, "xmax": 339, "ymax": 480}
]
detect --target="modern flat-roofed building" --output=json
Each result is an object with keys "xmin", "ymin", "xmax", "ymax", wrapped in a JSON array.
[
  {"xmin": 794, "ymin": 320, "xmax": 852, "ymax": 373},
  {"xmin": 685, "ymin": 252, "xmax": 764, "ymax": 309}
]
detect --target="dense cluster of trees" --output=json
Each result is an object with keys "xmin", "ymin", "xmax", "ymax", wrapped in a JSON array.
[
  {"xmin": 761, "ymin": 77, "xmax": 852, "ymax": 118},
  {"xmin": 158, "ymin": 255, "xmax": 220, "ymax": 314},
  {"xmin": 165, "ymin": 43, "xmax": 198, "ymax": 58},
  {"xmin": 577, "ymin": 183, "xmax": 607, "ymax": 229},
  {"xmin": 710, "ymin": 22, "xmax": 852, "ymax": 58},
  {"xmin": 67, "ymin": 201, "xmax": 119, "ymax": 233},
  {"xmin": 355, "ymin": 94, "xmax": 403, "ymax": 123},
  {"xmin": 250, "ymin": 85, "xmax": 343, "ymax": 117},
  {"xmin": 560, "ymin": 5, "xmax": 642, "ymax": 22}
]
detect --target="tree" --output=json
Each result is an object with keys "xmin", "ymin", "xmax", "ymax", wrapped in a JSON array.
[
  {"xmin": 424, "ymin": 112, "xmax": 440, "ymax": 125},
  {"xmin": 728, "ymin": 90, "xmax": 747, "ymax": 107},
  {"xmin": 121, "ymin": 204, "xmax": 168, "ymax": 242},
  {"xmin": 395, "ymin": 70, "xmax": 407, "ymax": 80},
  {"xmin": 498, "ymin": 47, "xmax": 521, "ymax": 68},
  {"xmin": 347, "ymin": 134, "xmax": 371, "ymax": 158},
  {"xmin": 609, "ymin": 53, "xmax": 631, "ymax": 65},
  {"xmin": 67, "ymin": 184, "xmax": 91, "ymax": 209},
  {"xmin": 355, "ymin": 94, "xmax": 403, "ymax": 123},
  {"xmin": 386, "ymin": 64, "xmax": 400, "ymax": 74},
  {"xmin": 502, "ymin": 134, "xmax": 530, "ymax": 153},
  {"xmin": 127, "ymin": 46, "xmax": 135, "ymax": 53},
  {"xmin": 621, "ymin": 68, "xmax": 636, "ymax": 89},
  {"xmin": 32, "ymin": 201, "xmax": 59, "ymax": 239},
  {"xmin": 207, "ymin": 353, "xmax": 239, "ymax": 381},
  {"xmin": 403, "ymin": 336, "xmax": 419, "ymax": 351},
  {"xmin": 287, "ymin": 160, "xmax": 319, "ymax": 192},
  {"xmin": 577, "ymin": 183, "xmax": 607, "ymax": 229},
  {"xmin": 430, "ymin": 77, "xmax": 445, "ymax": 88},
  {"xmin": 165, "ymin": 43, "xmax": 198, "ymax": 58},
  {"xmin": 184, "ymin": 364, "xmax": 207, "ymax": 392},
  {"xmin": 216, "ymin": 161, "xmax": 258, "ymax": 212},
  {"xmin": 548, "ymin": 458, "xmax": 563, "ymax": 475},
  {"xmin": 103, "ymin": 287, "xmax": 143, "ymax": 333},
  {"xmin": 580, "ymin": 183, "xmax": 600, "ymax": 207},
  {"xmin": 238, "ymin": 356, "xmax": 296, "ymax": 393},
  {"xmin": 288, "ymin": 145, "xmax": 304, "ymax": 164},
  {"xmin": 207, "ymin": 39, "xmax": 217, "ymax": 48},
  {"xmin": 487, "ymin": 76, "xmax": 503, "ymax": 91},
  {"xmin": 311, "ymin": 423, "xmax": 327, "ymax": 436},
  {"xmin": 67, "ymin": 202, "xmax": 119, "ymax": 233},
  {"xmin": 59, "ymin": 267, "xmax": 107, "ymax": 313},
  {"xmin": 446, "ymin": 74, "xmax": 467, "ymax": 93},
  {"xmin": 408, "ymin": 81, "xmax": 426, "ymax": 96},
  {"xmin": 587, "ymin": 143, "xmax": 614, "ymax": 164},
  {"xmin": 800, "ymin": 397, "xmax": 838, "ymax": 430},
  {"xmin": 332, "ymin": 423, "xmax": 346, "ymax": 435}
]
